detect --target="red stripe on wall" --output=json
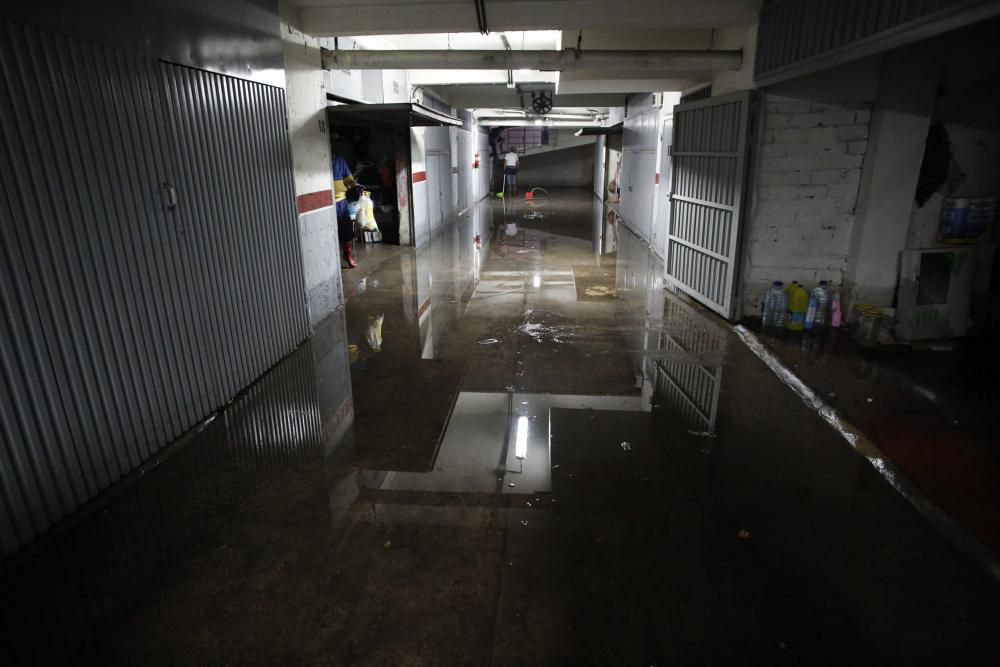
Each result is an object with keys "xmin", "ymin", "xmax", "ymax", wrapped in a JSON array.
[
  {"xmin": 413, "ymin": 171, "xmax": 427, "ymax": 183},
  {"xmin": 296, "ymin": 189, "xmax": 333, "ymax": 214},
  {"xmin": 417, "ymin": 297, "xmax": 432, "ymax": 318}
]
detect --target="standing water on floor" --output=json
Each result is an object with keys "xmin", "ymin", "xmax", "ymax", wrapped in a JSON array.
[{"xmin": 1, "ymin": 188, "xmax": 998, "ymax": 666}]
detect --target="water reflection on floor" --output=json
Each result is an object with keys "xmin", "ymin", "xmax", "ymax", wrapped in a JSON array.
[{"xmin": 1, "ymin": 188, "xmax": 998, "ymax": 665}]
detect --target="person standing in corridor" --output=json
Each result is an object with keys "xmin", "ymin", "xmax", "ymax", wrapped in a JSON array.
[
  {"xmin": 333, "ymin": 152, "xmax": 358, "ymax": 268},
  {"xmin": 503, "ymin": 148, "xmax": 519, "ymax": 197}
]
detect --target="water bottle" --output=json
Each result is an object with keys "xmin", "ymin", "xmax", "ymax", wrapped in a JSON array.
[
  {"xmin": 831, "ymin": 290, "xmax": 842, "ymax": 328},
  {"xmin": 762, "ymin": 281, "xmax": 787, "ymax": 330},
  {"xmin": 805, "ymin": 281, "xmax": 832, "ymax": 333},
  {"xmin": 785, "ymin": 282, "xmax": 808, "ymax": 331}
]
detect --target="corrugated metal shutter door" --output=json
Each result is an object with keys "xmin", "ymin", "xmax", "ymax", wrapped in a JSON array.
[
  {"xmin": 0, "ymin": 22, "xmax": 308, "ymax": 560},
  {"xmin": 666, "ymin": 90, "xmax": 756, "ymax": 320},
  {"xmin": 159, "ymin": 63, "xmax": 310, "ymax": 403}
]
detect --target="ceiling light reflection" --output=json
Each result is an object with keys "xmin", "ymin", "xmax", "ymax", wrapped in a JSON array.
[{"xmin": 515, "ymin": 416, "xmax": 528, "ymax": 460}]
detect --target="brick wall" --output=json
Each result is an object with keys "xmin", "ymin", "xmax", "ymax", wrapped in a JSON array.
[{"xmin": 741, "ymin": 95, "xmax": 873, "ymax": 316}]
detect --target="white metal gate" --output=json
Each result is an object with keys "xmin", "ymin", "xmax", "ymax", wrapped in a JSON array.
[{"xmin": 666, "ymin": 90, "xmax": 756, "ymax": 320}]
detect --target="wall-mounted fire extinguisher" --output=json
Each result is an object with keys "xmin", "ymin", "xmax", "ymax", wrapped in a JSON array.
[{"xmin": 473, "ymin": 152, "xmax": 480, "ymax": 169}]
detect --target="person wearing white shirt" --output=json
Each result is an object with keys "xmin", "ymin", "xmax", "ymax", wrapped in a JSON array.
[{"xmin": 503, "ymin": 150, "xmax": 519, "ymax": 196}]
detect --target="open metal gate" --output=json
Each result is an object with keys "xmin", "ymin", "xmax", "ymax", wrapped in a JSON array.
[{"xmin": 666, "ymin": 90, "xmax": 756, "ymax": 320}]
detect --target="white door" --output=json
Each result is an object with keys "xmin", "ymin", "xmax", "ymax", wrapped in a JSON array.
[
  {"xmin": 427, "ymin": 154, "xmax": 443, "ymax": 232},
  {"xmin": 439, "ymin": 154, "xmax": 453, "ymax": 221},
  {"xmin": 652, "ymin": 116, "xmax": 674, "ymax": 255},
  {"xmin": 457, "ymin": 130, "xmax": 471, "ymax": 212}
]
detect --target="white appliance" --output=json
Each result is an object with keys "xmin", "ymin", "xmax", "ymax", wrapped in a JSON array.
[{"xmin": 896, "ymin": 247, "xmax": 974, "ymax": 339}]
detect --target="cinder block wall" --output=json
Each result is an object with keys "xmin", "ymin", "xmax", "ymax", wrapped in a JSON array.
[{"xmin": 741, "ymin": 59, "xmax": 878, "ymax": 316}]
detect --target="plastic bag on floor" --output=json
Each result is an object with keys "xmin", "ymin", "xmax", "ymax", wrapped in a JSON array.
[{"xmin": 365, "ymin": 314, "xmax": 384, "ymax": 352}]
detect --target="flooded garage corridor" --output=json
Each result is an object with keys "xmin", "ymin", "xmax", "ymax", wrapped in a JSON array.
[{"xmin": 2, "ymin": 189, "xmax": 998, "ymax": 665}]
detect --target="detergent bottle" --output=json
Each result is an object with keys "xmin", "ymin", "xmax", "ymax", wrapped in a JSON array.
[{"xmin": 785, "ymin": 281, "xmax": 808, "ymax": 332}]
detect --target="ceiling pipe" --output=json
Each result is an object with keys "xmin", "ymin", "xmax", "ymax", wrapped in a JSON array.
[{"xmin": 321, "ymin": 48, "xmax": 741, "ymax": 72}]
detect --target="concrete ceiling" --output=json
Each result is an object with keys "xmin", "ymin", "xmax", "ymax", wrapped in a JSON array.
[
  {"xmin": 295, "ymin": 0, "xmax": 762, "ymax": 36},
  {"xmin": 303, "ymin": 2, "xmax": 759, "ymax": 118},
  {"xmin": 335, "ymin": 27, "xmax": 752, "ymax": 101},
  {"xmin": 428, "ymin": 84, "xmax": 628, "ymax": 110},
  {"xmin": 354, "ymin": 31, "xmax": 562, "ymax": 51}
]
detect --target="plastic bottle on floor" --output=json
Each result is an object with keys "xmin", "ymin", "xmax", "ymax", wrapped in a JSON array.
[
  {"xmin": 805, "ymin": 281, "xmax": 832, "ymax": 333},
  {"xmin": 785, "ymin": 282, "xmax": 808, "ymax": 332},
  {"xmin": 761, "ymin": 281, "xmax": 788, "ymax": 331}
]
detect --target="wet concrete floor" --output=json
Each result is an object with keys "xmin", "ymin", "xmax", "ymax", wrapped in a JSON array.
[
  {"xmin": 757, "ymin": 326, "xmax": 1000, "ymax": 559},
  {"xmin": 1, "ymin": 188, "xmax": 998, "ymax": 665}
]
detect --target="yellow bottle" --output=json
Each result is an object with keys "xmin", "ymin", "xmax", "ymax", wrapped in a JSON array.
[{"xmin": 785, "ymin": 282, "xmax": 808, "ymax": 331}]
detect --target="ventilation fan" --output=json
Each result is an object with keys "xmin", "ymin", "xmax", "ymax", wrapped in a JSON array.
[{"xmin": 531, "ymin": 92, "xmax": 553, "ymax": 115}]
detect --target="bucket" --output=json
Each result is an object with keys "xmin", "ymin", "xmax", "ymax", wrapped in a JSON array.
[{"xmin": 854, "ymin": 305, "xmax": 883, "ymax": 347}]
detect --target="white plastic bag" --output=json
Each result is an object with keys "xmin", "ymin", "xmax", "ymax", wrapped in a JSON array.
[{"xmin": 357, "ymin": 193, "xmax": 379, "ymax": 231}]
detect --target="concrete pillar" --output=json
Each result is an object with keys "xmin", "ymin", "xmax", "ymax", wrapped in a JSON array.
[
  {"xmin": 844, "ymin": 46, "xmax": 941, "ymax": 308},
  {"xmin": 280, "ymin": 2, "xmax": 341, "ymax": 326}
]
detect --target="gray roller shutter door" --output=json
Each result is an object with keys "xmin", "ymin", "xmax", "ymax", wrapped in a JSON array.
[
  {"xmin": 0, "ymin": 21, "xmax": 308, "ymax": 560},
  {"xmin": 666, "ymin": 90, "xmax": 756, "ymax": 320},
  {"xmin": 160, "ymin": 63, "xmax": 310, "ymax": 402}
]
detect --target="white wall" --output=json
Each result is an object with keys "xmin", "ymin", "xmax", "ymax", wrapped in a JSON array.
[
  {"xmin": 844, "ymin": 47, "xmax": 939, "ymax": 309},
  {"xmin": 323, "ymin": 37, "xmax": 366, "ymax": 102},
  {"xmin": 280, "ymin": 2, "xmax": 340, "ymax": 326},
  {"xmin": 741, "ymin": 57, "xmax": 880, "ymax": 316},
  {"xmin": 411, "ymin": 127, "xmax": 430, "ymax": 247},
  {"xmin": 711, "ymin": 23, "xmax": 757, "ymax": 97},
  {"xmin": 323, "ymin": 39, "xmax": 410, "ymax": 105},
  {"xmin": 517, "ymin": 142, "xmax": 596, "ymax": 188}
]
